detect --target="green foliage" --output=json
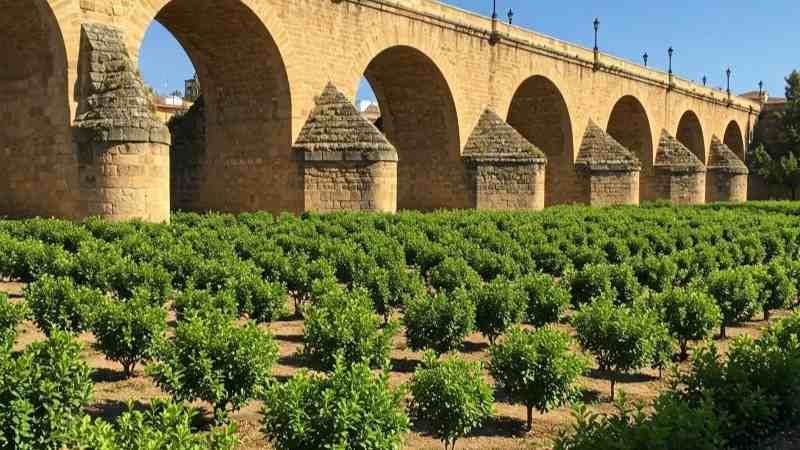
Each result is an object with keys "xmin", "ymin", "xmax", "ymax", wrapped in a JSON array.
[
  {"xmin": 408, "ymin": 352, "xmax": 494, "ymax": 450},
  {"xmin": 428, "ymin": 257, "xmax": 481, "ymax": 293},
  {"xmin": 404, "ymin": 289, "xmax": 474, "ymax": 354},
  {"xmin": 631, "ymin": 254, "xmax": 678, "ymax": 292},
  {"xmin": 515, "ymin": 273, "xmax": 570, "ymax": 327},
  {"xmin": 569, "ymin": 264, "xmax": 612, "ymax": 307},
  {"xmin": 173, "ymin": 288, "xmax": 239, "ymax": 321},
  {"xmin": 108, "ymin": 259, "xmax": 173, "ymax": 305},
  {"xmin": 24, "ymin": 275, "xmax": 105, "ymax": 336},
  {"xmin": 0, "ymin": 331, "xmax": 93, "ymax": 449},
  {"xmin": 62, "ymin": 400, "xmax": 239, "ymax": 450},
  {"xmin": 226, "ymin": 271, "xmax": 288, "ymax": 322},
  {"xmin": 0, "ymin": 293, "xmax": 28, "ymax": 346},
  {"xmin": 656, "ymin": 286, "xmax": 721, "ymax": 360},
  {"xmin": 261, "ymin": 357, "xmax": 409, "ymax": 450},
  {"xmin": 472, "ymin": 278, "xmax": 527, "ymax": 344},
  {"xmin": 149, "ymin": 310, "xmax": 278, "ymax": 423},
  {"xmin": 705, "ymin": 267, "xmax": 760, "ymax": 338},
  {"xmin": 753, "ymin": 261, "xmax": 797, "ymax": 321},
  {"xmin": 301, "ymin": 286, "xmax": 396, "ymax": 370},
  {"xmin": 489, "ymin": 327, "xmax": 586, "ymax": 430},
  {"xmin": 90, "ymin": 294, "xmax": 167, "ymax": 378},
  {"xmin": 573, "ymin": 296, "xmax": 669, "ymax": 400},
  {"xmin": 553, "ymin": 394, "xmax": 724, "ymax": 450}
]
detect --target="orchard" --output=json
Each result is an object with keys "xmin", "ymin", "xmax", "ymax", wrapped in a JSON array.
[{"xmin": 2, "ymin": 202, "xmax": 800, "ymax": 449}]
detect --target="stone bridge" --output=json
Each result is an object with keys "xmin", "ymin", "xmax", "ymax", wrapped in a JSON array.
[{"xmin": 1, "ymin": 0, "xmax": 760, "ymax": 221}]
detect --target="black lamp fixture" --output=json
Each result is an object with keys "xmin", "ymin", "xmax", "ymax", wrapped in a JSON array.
[
  {"xmin": 667, "ymin": 47, "xmax": 674, "ymax": 75},
  {"xmin": 492, "ymin": 0, "xmax": 497, "ymax": 20},
  {"xmin": 593, "ymin": 18, "xmax": 600, "ymax": 52},
  {"xmin": 643, "ymin": 52, "xmax": 648, "ymax": 67},
  {"xmin": 702, "ymin": 75, "xmax": 707, "ymax": 86},
  {"xmin": 758, "ymin": 80, "xmax": 764, "ymax": 98},
  {"xmin": 726, "ymin": 67, "xmax": 732, "ymax": 98},
  {"xmin": 508, "ymin": 8, "xmax": 514, "ymax": 24}
]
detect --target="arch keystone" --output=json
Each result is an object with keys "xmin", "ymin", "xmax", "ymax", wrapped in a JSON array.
[
  {"xmin": 654, "ymin": 130, "xmax": 706, "ymax": 204},
  {"xmin": 576, "ymin": 120, "xmax": 641, "ymax": 206},
  {"xmin": 706, "ymin": 136, "xmax": 748, "ymax": 203},
  {"xmin": 463, "ymin": 109, "xmax": 547, "ymax": 211},
  {"xmin": 293, "ymin": 83, "xmax": 398, "ymax": 213}
]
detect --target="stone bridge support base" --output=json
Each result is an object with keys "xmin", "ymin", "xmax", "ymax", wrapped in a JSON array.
[{"xmin": 465, "ymin": 157, "xmax": 546, "ymax": 211}]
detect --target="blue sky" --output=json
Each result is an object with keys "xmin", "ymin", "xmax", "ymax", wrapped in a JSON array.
[{"xmin": 139, "ymin": 0, "xmax": 798, "ymax": 101}]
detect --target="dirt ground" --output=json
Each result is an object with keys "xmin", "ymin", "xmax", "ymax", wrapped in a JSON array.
[{"xmin": 4, "ymin": 280, "xmax": 790, "ymax": 450}]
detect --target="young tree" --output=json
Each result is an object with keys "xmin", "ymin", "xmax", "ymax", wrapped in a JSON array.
[
  {"xmin": 515, "ymin": 273, "xmax": 570, "ymax": 327},
  {"xmin": 90, "ymin": 294, "xmax": 167, "ymax": 378},
  {"xmin": 149, "ymin": 309, "xmax": 278, "ymax": 423},
  {"xmin": 261, "ymin": 357, "xmax": 409, "ymax": 450},
  {"xmin": 656, "ymin": 286, "xmax": 722, "ymax": 360},
  {"xmin": 753, "ymin": 261, "xmax": 797, "ymax": 321},
  {"xmin": 302, "ymin": 285, "xmax": 396, "ymax": 370},
  {"xmin": 489, "ymin": 327, "xmax": 586, "ymax": 431},
  {"xmin": 24, "ymin": 275, "xmax": 105, "ymax": 336},
  {"xmin": 472, "ymin": 278, "xmax": 527, "ymax": 344},
  {"xmin": 428, "ymin": 257, "xmax": 482, "ymax": 293},
  {"xmin": 706, "ymin": 267, "xmax": 760, "ymax": 339},
  {"xmin": 408, "ymin": 352, "xmax": 494, "ymax": 450},
  {"xmin": 404, "ymin": 289, "xmax": 475, "ymax": 354},
  {"xmin": 573, "ymin": 295, "xmax": 666, "ymax": 400},
  {"xmin": 0, "ymin": 293, "xmax": 28, "ymax": 346}
]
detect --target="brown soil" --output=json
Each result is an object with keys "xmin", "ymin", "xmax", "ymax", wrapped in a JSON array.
[{"xmin": 5, "ymin": 281, "xmax": 791, "ymax": 450}]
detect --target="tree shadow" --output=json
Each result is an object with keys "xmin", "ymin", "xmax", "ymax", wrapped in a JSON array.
[
  {"xmin": 461, "ymin": 341, "xmax": 489, "ymax": 353},
  {"xmin": 273, "ymin": 334, "xmax": 304, "ymax": 344},
  {"xmin": 389, "ymin": 357, "xmax": 420, "ymax": 374},
  {"xmin": 278, "ymin": 352, "xmax": 307, "ymax": 369},
  {"xmin": 90, "ymin": 367, "xmax": 129, "ymax": 383},
  {"xmin": 470, "ymin": 414, "xmax": 528, "ymax": 438},
  {"xmin": 586, "ymin": 369, "xmax": 658, "ymax": 383},
  {"xmin": 578, "ymin": 388, "xmax": 602, "ymax": 404},
  {"xmin": 86, "ymin": 399, "xmax": 150, "ymax": 421}
]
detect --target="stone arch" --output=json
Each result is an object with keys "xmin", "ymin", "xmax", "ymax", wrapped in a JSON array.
[
  {"xmin": 0, "ymin": 0, "xmax": 74, "ymax": 218},
  {"xmin": 606, "ymin": 95, "xmax": 653, "ymax": 201},
  {"xmin": 676, "ymin": 110, "xmax": 706, "ymax": 163},
  {"xmin": 145, "ymin": 0, "xmax": 294, "ymax": 213},
  {"xmin": 506, "ymin": 75, "xmax": 575, "ymax": 206},
  {"xmin": 361, "ymin": 45, "xmax": 463, "ymax": 210},
  {"xmin": 723, "ymin": 120, "xmax": 745, "ymax": 161}
]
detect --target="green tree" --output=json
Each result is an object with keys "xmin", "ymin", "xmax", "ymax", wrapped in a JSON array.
[
  {"xmin": 408, "ymin": 352, "xmax": 494, "ymax": 450},
  {"xmin": 489, "ymin": 327, "xmax": 586, "ymax": 431},
  {"xmin": 404, "ymin": 290, "xmax": 475, "ymax": 355},
  {"xmin": 472, "ymin": 278, "xmax": 527, "ymax": 344},
  {"xmin": 261, "ymin": 357, "xmax": 409, "ymax": 450},
  {"xmin": 750, "ymin": 70, "xmax": 800, "ymax": 199},
  {"xmin": 656, "ymin": 286, "xmax": 722, "ymax": 360}
]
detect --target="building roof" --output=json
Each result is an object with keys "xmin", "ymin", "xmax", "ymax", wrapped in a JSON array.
[
  {"xmin": 463, "ymin": 109, "xmax": 546, "ymax": 161},
  {"xmin": 708, "ymin": 136, "xmax": 749, "ymax": 174},
  {"xmin": 655, "ymin": 130, "xmax": 705, "ymax": 172},
  {"xmin": 293, "ymin": 83, "xmax": 396, "ymax": 158},
  {"xmin": 575, "ymin": 120, "xmax": 641, "ymax": 171}
]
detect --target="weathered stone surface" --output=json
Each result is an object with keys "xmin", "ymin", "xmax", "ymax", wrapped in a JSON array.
[
  {"xmin": 707, "ymin": 136, "xmax": 748, "ymax": 203},
  {"xmin": 295, "ymin": 83, "xmax": 397, "ymax": 213},
  {"xmin": 576, "ymin": 121, "xmax": 641, "ymax": 206},
  {"xmin": 653, "ymin": 130, "xmax": 706, "ymax": 204},
  {"xmin": 73, "ymin": 23, "xmax": 170, "ymax": 222},
  {"xmin": 463, "ymin": 109, "xmax": 546, "ymax": 210},
  {"xmin": 168, "ymin": 96, "xmax": 206, "ymax": 212}
]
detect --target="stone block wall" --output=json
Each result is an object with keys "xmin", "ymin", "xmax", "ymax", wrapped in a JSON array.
[
  {"xmin": 79, "ymin": 141, "xmax": 170, "ymax": 222},
  {"xmin": 578, "ymin": 169, "xmax": 640, "ymax": 206},
  {"xmin": 466, "ymin": 160, "xmax": 545, "ymax": 211},
  {"xmin": 652, "ymin": 168, "xmax": 706, "ymax": 205},
  {"xmin": 302, "ymin": 158, "xmax": 397, "ymax": 213},
  {"xmin": 706, "ymin": 171, "xmax": 748, "ymax": 203}
]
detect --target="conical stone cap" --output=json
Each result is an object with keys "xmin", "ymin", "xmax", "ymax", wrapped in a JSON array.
[
  {"xmin": 576, "ymin": 120, "xmax": 641, "ymax": 171},
  {"xmin": 655, "ymin": 130, "xmax": 706, "ymax": 173},
  {"xmin": 463, "ymin": 109, "xmax": 546, "ymax": 162},
  {"xmin": 293, "ymin": 83, "xmax": 396, "ymax": 161},
  {"xmin": 73, "ymin": 23, "xmax": 169, "ymax": 145},
  {"xmin": 708, "ymin": 136, "xmax": 748, "ymax": 174}
]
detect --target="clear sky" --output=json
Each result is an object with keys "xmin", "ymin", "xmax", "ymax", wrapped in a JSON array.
[{"xmin": 139, "ymin": 0, "xmax": 799, "ymax": 102}]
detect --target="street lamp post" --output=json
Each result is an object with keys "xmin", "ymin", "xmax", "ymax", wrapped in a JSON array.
[
  {"xmin": 508, "ymin": 8, "xmax": 514, "ymax": 24},
  {"xmin": 593, "ymin": 18, "xmax": 600, "ymax": 69},
  {"xmin": 758, "ymin": 80, "xmax": 764, "ymax": 102},
  {"xmin": 667, "ymin": 47, "xmax": 674, "ymax": 87},
  {"xmin": 726, "ymin": 68, "xmax": 732, "ymax": 101},
  {"xmin": 702, "ymin": 75, "xmax": 707, "ymax": 87},
  {"xmin": 643, "ymin": 52, "xmax": 648, "ymax": 67}
]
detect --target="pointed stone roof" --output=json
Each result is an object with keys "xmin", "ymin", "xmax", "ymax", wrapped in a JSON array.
[
  {"xmin": 708, "ymin": 136, "xmax": 749, "ymax": 174},
  {"xmin": 575, "ymin": 120, "xmax": 641, "ymax": 171},
  {"xmin": 463, "ymin": 109, "xmax": 546, "ymax": 161},
  {"xmin": 655, "ymin": 130, "xmax": 705, "ymax": 173},
  {"xmin": 293, "ymin": 83, "xmax": 396, "ymax": 161},
  {"xmin": 73, "ymin": 23, "xmax": 169, "ymax": 145}
]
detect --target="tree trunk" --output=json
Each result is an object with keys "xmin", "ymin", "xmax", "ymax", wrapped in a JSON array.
[
  {"xmin": 526, "ymin": 405, "xmax": 534, "ymax": 432},
  {"xmin": 764, "ymin": 309, "xmax": 771, "ymax": 322},
  {"xmin": 720, "ymin": 324, "xmax": 727, "ymax": 340},
  {"xmin": 610, "ymin": 374, "xmax": 616, "ymax": 402},
  {"xmin": 679, "ymin": 341, "xmax": 689, "ymax": 361}
]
